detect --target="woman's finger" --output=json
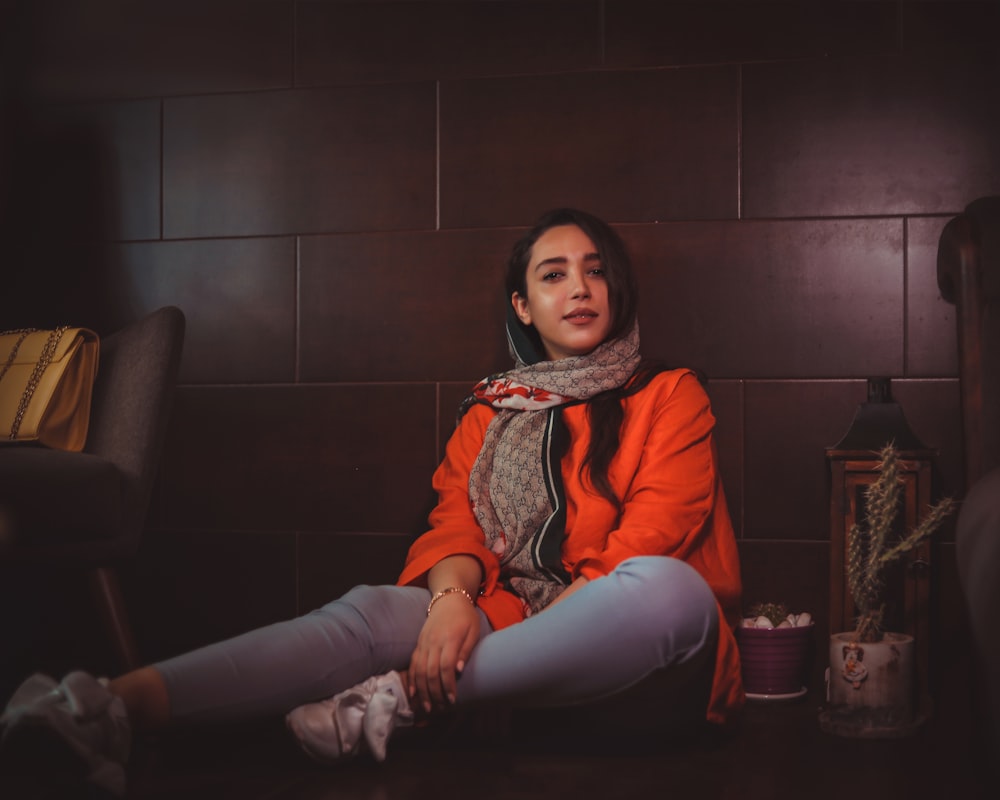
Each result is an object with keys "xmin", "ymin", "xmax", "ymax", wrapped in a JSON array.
[
  {"xmin": 438, "ymin": 640, "xmax": 461, "ymax": 705},
  {"xmin": 419, "ymin": 645, "xmax": 441, "ymax": 713}
]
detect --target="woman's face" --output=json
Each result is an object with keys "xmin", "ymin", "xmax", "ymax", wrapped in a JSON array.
[{"xmin": 511, "ymin": 224, "xmax": 613, "ymax": 361}]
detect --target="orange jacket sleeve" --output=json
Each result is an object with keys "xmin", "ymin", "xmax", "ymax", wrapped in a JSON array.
[{"xmin": 396, "ymin": 405, "xmax": 509, "ymax": 605}]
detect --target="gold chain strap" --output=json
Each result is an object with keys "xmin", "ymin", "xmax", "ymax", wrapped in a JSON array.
[
  {"xmin": 6, "ymin": 326, "xmax": 68, "ymax": 440},
  {"xmin": 0, "ymin": 329, "xmax": 36, "ymax": 385}
]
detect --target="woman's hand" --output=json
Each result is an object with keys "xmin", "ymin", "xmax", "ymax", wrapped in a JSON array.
[
  {"xmin": 408, "ymin": 592, "xmax": 480, "ymax": 713},
  {"xmin": 407, "ymin": 555, "xmax": 483, "ymax": 714}
]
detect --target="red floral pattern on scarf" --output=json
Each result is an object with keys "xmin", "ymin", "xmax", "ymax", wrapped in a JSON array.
[{"xmin": 472, "ymin": 378, "xmax": 565, "ymax": 411}]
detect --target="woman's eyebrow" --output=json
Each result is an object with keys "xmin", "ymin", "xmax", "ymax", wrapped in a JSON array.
[
  {"xmin": 533, "ymin": 255, "xmax": 569, "ymax": 271},
  {"xmin": 532, "ymin": 252, "xmax": 600, "ymax": 271}
]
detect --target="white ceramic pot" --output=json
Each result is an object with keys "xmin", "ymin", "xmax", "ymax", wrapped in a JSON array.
[{"xmin": 820, "ymin": 632, "xmax": 924, "ymax": 738}]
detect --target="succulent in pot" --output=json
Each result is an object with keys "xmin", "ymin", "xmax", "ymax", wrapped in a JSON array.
[
  {"xmin": 736, "ymin": 602, "xmax": 814, "ymax": 700},
  {"xmin": 742, "ymin": 602, "xmax": 813, "ymax": 631}
]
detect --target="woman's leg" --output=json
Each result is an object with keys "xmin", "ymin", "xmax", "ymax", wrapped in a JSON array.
[
  {"xmin": 284, "ymin": 556, "xmax": 718, "ymax": 762},
  {"xmin": 1, "ymin": 584, "xmax": 489, "ymax": 792},
  {"xmin": 455, "ymin": 556, "xmax": 719, "ymax": 710},
  {"xmin": 145, "ymin": 584, "xmax": 489, "ymax": 726}
]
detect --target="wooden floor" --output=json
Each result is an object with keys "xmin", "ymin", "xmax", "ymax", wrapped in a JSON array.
[
  {"xmin": 2, "ymin": 681, "xmax": 995, "ymax": 799},
  {"xmin": 115, "ymin": 689, "xmax": 991, "ymax": 800}
]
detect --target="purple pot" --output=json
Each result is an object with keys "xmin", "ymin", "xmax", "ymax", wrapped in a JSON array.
[{"xmin": 735, "ymin": 622, "xmax": 814, "ymax": 696}]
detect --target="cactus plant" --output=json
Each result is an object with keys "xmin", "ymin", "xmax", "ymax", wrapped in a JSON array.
[{"xmin": 847, "ymin": 443, "xmax": 956, "ymax": 643}]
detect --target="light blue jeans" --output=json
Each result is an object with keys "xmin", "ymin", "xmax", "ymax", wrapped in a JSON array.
[{"xmin": 155, "ymin": 556, "xmax": 718, "ymax": 724}]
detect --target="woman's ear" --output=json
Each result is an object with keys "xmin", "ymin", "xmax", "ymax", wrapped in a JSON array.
[{"xmin": 511, "ymin": 292, "xmax": 532, "ymax": 325}]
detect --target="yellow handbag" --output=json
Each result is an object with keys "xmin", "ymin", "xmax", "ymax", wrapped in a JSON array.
[{"xmin": 0, "ymin": 326, "xmax": 100, "ymax": 451}]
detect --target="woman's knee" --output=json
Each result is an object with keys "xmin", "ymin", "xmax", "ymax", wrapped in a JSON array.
[
  {"xmin": 613, "ymin": 556, "xmax": 715, "ymax": 606},
  {"xmin": 609, "ymin": 557, "xmax": 719, "ymax": 647}
]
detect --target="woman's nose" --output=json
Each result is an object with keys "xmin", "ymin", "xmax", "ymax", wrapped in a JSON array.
[{"xmin": 569, "ymin": 269, "xmax": 591, "ymax": 299}]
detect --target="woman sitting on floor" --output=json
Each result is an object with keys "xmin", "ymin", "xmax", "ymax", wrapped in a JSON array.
[{"xmin": 1, "ymin": 208, "xmax": 744, "ymax": 796}]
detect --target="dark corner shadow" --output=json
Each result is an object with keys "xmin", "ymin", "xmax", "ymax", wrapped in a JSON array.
[{"xmin": 0, "ymin": 0, "xmax": 135, "ymax": 338}]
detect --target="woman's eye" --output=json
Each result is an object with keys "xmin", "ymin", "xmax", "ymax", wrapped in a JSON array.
[
  {"xmin": 589, "ymin": 268, "xmax": 605, "ymax": 277},
  {"xmin": 542, "ymin": 272, "xmax": 563, "ymax": 281}
]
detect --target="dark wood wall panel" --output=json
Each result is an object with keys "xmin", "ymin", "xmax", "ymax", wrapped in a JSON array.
[
  {"xmin": 296, "ymin": 0, "xmax": 601, "ymax": 86},
  {"xmin": 438, "ymin": 383, "xmax": 474, "ymax": 464},
  {"xmin": 161, "ymin": 385, "xmax": 439, "ymax": 535},
  {"xmin": 111, "ymin": 238, "xmax": 297, "ymax": 384},
  {"xmin": 704, "ymin": 379, "xmax": 743, "ymax": 538},
  {"xmin": 901, "ymin": 2, "xmax": 1000, "ymax": 54},
  {"xmin": 623, "ymin": 220, "xmax": 904, "ymax": 378},
  {"xmin": 890, "ymin": 378, "xmax": 964, "ymax": 506},
  {"xmin": 130, "ymin": 527, "xmax": 298, "ymax": 661},
  {"xmin": 439, "ymin": 67, "xmax": 738, "ymax": 229},
  {"xmin": 744, "ymin": 379, "xmax": 865, "ymax": 541},
  {"xmin": 163, "ymin": 85, "xmax": 437, "ymax": 238},
  {"xmin": 298, "ymin": 533, "xmax": 415, "ymax": 616},
  {"xmin": 738, "ymin": 540, "xmax": 829, "ymax": 626},
  {"xmin": 605, "ymin": 1, "xmax": 897, "ymax": 67},
  {"xmin": 743, "ymin": 53, "xmax": 1000, "ymax": 218},
  {"xmin": 18, "ymin": 0, "xmax": 293, "ymax": 101},
  {"xmin": 743, "ymin": 378, "xmax": 959, "ymax": 543},
  {"xmin": 299, "ymin": 229, "xmax": 514, "ymax": 382}
]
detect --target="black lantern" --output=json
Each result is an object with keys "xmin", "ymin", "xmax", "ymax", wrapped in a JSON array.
[{"xmin": 826, "ymin": 378, "xmax": 937, "ymax": 711}]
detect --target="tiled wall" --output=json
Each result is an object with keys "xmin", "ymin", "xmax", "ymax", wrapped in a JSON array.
[{"xmin": 2, "ymin": 1, "xmax": 998, "ymax": 691}]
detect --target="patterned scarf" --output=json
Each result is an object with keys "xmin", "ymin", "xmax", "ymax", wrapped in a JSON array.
[{"xmin": 461, "ymin": 310, "xmax": 641, "ymax": 614}]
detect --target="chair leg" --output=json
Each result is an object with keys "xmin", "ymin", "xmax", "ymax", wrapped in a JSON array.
[{"xmin": 88, "ymin": 565, "xmax": 141, "ymax": 674}]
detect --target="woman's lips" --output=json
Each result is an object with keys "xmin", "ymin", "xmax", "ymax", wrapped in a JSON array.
[{"xmin": 564, "ymin": 309, "xmax": 598, "ymax": 324}]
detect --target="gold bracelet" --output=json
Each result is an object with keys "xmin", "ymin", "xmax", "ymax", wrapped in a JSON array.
[{"xmin": 427, "ymin": 586, "xmax": 476, "ymax": 616}]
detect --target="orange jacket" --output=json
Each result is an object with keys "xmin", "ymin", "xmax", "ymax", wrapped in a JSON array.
[{"xmin": 398, "ymin": 368, "xmax": 744, "ymax": 726}]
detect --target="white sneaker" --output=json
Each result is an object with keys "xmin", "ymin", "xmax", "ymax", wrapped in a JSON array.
[
  {"xmin": 361, "ymin": 672, "xmax": 415, "ymax": 762},
  {"xmin": 286, "ymin": 671, "xmax": 414, "ymax": 763},
  {"xmin": 0, "ymin": 671, "xmax": 131, "ymax": 797}
]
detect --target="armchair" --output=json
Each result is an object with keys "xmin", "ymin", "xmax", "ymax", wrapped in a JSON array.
[{"xmin": 0, "ymin": 306, "xmax": 185, "ymax": 674}]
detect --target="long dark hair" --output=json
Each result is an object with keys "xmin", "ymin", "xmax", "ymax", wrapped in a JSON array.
[{"xmin": 506, "ymin": 208, "xmax": 667, "ymax": 511}]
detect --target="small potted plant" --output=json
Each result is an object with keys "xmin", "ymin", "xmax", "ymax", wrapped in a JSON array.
[
  {"xmin": 735, "ymin": 601, "xmax": 814, "ymax": 701},
  {"xmin": 821, "ymin": 443, "xmax": 956, "ymax": 737}
]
